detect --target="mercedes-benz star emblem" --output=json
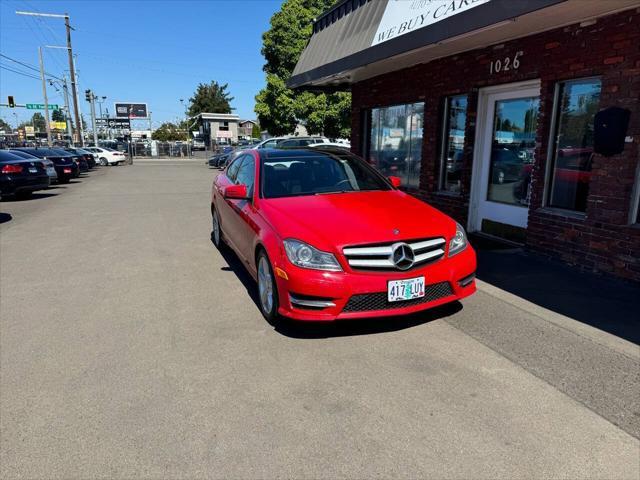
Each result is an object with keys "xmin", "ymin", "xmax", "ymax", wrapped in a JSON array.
[{"xmin": 391, "ymin": 243, "xmax": 414, "ymax": 270}]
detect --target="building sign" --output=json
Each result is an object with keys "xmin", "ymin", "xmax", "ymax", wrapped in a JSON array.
[
  {"xmin": 24, "ymin": 126, "xmax": 35, "ymax": 137},
  {"xmin": 51, "ymin": 121, "xmax": 67, "ymax": 130},
  {"xmin": 216, "ymin": 130, "xmax": 232, "ymax": 138},
  {"xmin": 372, "ymin": 0, "xmax": 492, "ymax": 46},
  {"xmin": 114, "ymin": 102, "xmax": 148, "ymax": 119},
  {"xmin": 96, "ymin": 118, "xmax": 131, "ymax": 129}
]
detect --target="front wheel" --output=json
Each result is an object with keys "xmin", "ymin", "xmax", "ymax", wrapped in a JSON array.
[
  {"xmin": 211, "ymin": 206, "xmax": 224, "ymax": 249},
  {"xmin": 100, "ymin": 157, "xmax": 108, "ymax": 166},
  {"xmin": 257, "ymin": 250, "xmax": 279, "ymax": 323}
]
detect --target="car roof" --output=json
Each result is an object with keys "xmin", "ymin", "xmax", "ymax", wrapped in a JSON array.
[
  {"xmin": 0, "ymin": 150, "xmax": 29, "ymax": 162},
  {"xmin": 259, "ymin": 146, "xmax": 350, "ymax": 160}
]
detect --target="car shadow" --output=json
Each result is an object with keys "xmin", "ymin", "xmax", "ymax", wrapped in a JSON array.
[
  {"xmin": 1, "ymin": 192, "xmax": 57, "ymax": 202},
  {"xmin": 0, "ymin": 213, "xmax": 12, "ymax": 224},
  {"xmin": 211, "ymin": 233, "xmax": 464, "ymax": 339},
  {"xmin": 472, "ymin": 233, "xmax": 640, "ymax": 345}
]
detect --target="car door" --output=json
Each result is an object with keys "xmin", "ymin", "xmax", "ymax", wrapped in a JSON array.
[
  {"xmin": 229, "ymin": 153, "xmax": 258, "ymax": 263},
  {"xmin": 214, "ymin": 154, "xmax": 245, "ymax": 252}
]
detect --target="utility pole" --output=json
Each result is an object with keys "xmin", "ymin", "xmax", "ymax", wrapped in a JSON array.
[
  {"xmin": 38, "ymin": 47, "xmax": 52, "ymax": 147},
  {"xmin": 73, "ymin": 56, "xmax": 84, "ymax": 146},
  {"xmin": 64, "ymin": 15, "xmax": 81, "ymax": 146},
  {"xmin": 16, "ymin": 11, "xmax": 81, "ymax": 145},
  {"xmin": 62, "ymin": 76, "xmax": 73, "ymax": 143},
  {"xmin": 86, "ymin": 90, "xmax": 98, "ymax": 147},
  {"xmin": 148, "ymin": 111, "xmax": 152, "ymax": 136}
]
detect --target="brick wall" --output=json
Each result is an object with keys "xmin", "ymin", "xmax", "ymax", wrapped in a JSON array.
[{"xmin": 351, "ymin": 9, "xmax": 640, "ymax": 282}]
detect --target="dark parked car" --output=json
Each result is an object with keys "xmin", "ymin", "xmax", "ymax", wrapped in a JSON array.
[
  {"xmin": 64, "ymin": 147, "xmax": 96, "ymax": 169},
  {"xmin": 208, "ymin": 152, "xmax": 229, "ymax": 168},
  {"xmin": 0, "ymin": 150, "xmax": 50, "ymax": 198},
  {"xmin": 51, "ymin": 148, "xmax": 87, "ymax": 174},
  {"xmin": 13, "ymin": 148, "xmax": 78, "ymax": 183},
  {"xmin": 8, "ymin": 149, "xmax": 58, "ymax": 183}
]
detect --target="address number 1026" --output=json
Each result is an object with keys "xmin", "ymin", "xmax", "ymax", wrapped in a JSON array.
[{"xmin": 490, "ymin": 51, "xmax": 523, "ymax": 74}]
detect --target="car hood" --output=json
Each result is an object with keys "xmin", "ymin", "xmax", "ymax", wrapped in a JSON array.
[{"xmin": 260, "ymin": 190, "xmax": 456, "ymax": 250}]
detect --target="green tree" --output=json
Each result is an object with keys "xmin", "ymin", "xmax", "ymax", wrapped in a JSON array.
[
  {"xmin": 255, "ymin": 0, "xmax": 351, "ymax": 138},
  {"xmin": 0, "ymin": 118, "xmax": 12, "ymax": 133},
  {"xmin": 251, "ymin": 123, "xmax": 261, "ymax": 139},
  {"xmin": 31, "ymin": 113, "xmax": 46, "ymax": 132},
  {"xmin": 152, "ymin": 122, "xmax": 187, "ymax": 141},
  {"xmin": 187, "ymin": 81, "xmax": 234, "ymax": 117},
  {"xmin": 51, "ymin": 109, "xmax": 65, "ymax": 122}
]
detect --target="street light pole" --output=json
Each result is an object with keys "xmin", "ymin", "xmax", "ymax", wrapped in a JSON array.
[{"xmin": 38, "ymin": 47, "xmax": 52, "ymax": 147}]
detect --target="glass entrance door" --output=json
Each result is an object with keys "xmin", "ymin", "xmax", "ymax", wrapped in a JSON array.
[{"xmin": 470, "ymin": 82, "xmax": 540, "ymax": 240}]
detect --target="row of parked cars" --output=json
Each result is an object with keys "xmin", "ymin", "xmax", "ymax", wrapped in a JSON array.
[
  {"xmin": 0, "ymin": 146, "xmax": 127, "ymax": 199},
  {"xmin": 207, "ymin": 136, "xmax": 350, "ymax": 169}
]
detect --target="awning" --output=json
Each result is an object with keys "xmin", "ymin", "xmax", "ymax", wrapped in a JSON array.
[{"xmin": 289, "ymin": 0, "xmax": 639, "ymax": 90}]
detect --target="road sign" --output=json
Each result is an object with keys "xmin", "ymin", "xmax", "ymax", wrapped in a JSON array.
[
  {"xmin": 114, "ymin": 102, "xmax": 148, "ymax": 119},
  {"xmin": 26, "ymin": 103, "xmax": 59, "ymax": 110}
]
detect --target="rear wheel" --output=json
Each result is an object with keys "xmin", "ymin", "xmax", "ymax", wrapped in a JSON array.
[{"xmin": 257, "ymin": 250, "xmax": 279, "ymax": 322}]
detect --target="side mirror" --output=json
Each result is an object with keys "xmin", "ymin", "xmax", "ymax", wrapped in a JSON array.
[
  {"xmin": 388, "ymin": 176, "xmax": 401, "ymax": 188},
  {"xmin": 223, "ymin": 184, "xmax": 249, "ymax": 199}
]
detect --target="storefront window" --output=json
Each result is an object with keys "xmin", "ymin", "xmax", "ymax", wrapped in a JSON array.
[
  {"xmin": 369, "ymin": 102, "xmax": 424, "ymax": 189},
  {"xmin": 440, "ymin": 95, "xmax": 467, "ymax": 193},
  {"xmin": 548, "ymin": 78, "xmax": 601, "ymax": 212}
]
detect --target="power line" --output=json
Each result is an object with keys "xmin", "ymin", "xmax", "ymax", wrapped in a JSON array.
[
  {"xmin": 0, "ymin": 53, "xmax": 62, "ymax": 80},
  {"xmin": 0, "ymin": 63, "xmax": 41, "ymax": 80}
]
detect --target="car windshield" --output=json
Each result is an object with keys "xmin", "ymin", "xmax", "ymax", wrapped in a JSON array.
[{"xmin": 261, "ymin": 150, "xmax": 390, "ymax": 198}]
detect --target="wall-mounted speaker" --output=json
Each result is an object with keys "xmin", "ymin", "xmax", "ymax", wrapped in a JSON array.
[{"xmin": 594, "ymin": 107, "xmax": 631, "ymax": 157}]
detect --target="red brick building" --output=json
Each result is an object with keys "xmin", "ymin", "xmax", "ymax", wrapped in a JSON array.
[{"xmin": 290, "ymin": 0, "xmax": 640, "ymax": 282}]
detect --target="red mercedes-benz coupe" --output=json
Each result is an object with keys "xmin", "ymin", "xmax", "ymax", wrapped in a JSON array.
[{"xmin": 211, "ymin": 146, "xmax": 476, "ymax": 322}]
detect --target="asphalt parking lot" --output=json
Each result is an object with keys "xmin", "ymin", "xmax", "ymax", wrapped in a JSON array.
[{"xmin": 1, "ymin": 161, "xmax": 639, "ymax": 479}]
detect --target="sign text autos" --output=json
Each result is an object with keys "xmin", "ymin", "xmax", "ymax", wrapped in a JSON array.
[{"xmin": 373, "ymin": 0, "xmax": 491, "ymax": 46}]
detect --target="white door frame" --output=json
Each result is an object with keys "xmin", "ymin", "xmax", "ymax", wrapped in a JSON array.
[{"xmin": 468, "ymin": 79, "xmax": 541, "ymax": 233}]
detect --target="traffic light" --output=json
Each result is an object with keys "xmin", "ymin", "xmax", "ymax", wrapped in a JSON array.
[
  {"xmin": 85, "ymin": 89, "xmax": 92, "ymax": 102},
  {"xmin": 8, "ymin": 96, "xmax": 15, "ymax": 108}
]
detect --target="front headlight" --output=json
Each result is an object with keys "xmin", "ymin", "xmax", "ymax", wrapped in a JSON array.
[
  {"xmin": 283, "ymin": 239, "xmax": 342, "ymax": 272},
  {"xmin": 448, "ymin": 222, "xmax": 468, "ymax": 257}
]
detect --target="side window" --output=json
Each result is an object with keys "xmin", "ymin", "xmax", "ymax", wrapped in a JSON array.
[
  {"xmin": 235, "ymin": 155, "xmax": 256, "ymax": 196},
  {"xmin": 263, "ymin": 140, "xmax": 277, "ymax": 148},
  {"xmin": 226, "ymin": 155, "xmax": 244, "ymax": 182}
]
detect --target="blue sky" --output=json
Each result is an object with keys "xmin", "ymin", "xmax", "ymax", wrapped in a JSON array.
[{"xmin": 0, "ymin": 0, "xmax": 282, "ymax": 129}]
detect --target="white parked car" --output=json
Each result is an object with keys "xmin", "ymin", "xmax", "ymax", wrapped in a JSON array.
[{"xmin": 85, "ymin": 147, "xmax": 127, "ymax": 166}]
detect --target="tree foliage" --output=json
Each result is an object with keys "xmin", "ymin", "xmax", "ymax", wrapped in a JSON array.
[
  {"xmin": 251, "ymin": 123, "xmax": 261, "ymax": 139},
  {"xmin": 51, "ymin": 109, "xmax": 65, "ymax": 122},
  {"xmin": 0, "ymin": 118, "xmax": 12, "ymax": 133},
  {"xmin": 187, "ymin": 81, "xmax": 234, "ymax": 117},
  {"xmin": 31, "ymin": 113, "xmax": 45, "ymax": 132},
  {"xmin": 151, "ymin": 122, "xmax": 187, "ymax": 141},
  {"xmin": 255, "ymin": 0, "xmax": 351, "ymax": 138}
]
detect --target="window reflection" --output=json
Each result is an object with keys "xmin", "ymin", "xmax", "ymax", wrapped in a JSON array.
[
  {"xmin": 440, "ymin": 95, "xmax": 467, "ymax": 193},
  {"xmin": 369, "ymin": 102, "xmax": 424, "ymax": 188},
  {"xmin": 487, "ymin": 97, "xmax": 539, "ymax": 206},
  {"xmin": 549, "ymin": 79, "xmax": 601, "ymax": 212}
]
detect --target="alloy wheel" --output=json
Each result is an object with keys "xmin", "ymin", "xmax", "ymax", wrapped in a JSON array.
[
  {"xmin": 212, "ymin": 209, "xmax": 221, "ymax": 246},
  {"xmin": 258, "ymin": 256, "xmax": 274, "ymax": 315}
]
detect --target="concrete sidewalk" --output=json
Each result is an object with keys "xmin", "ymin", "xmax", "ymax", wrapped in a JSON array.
[{"xmin": 471, "ymin": 234, "xmax": 640, "ymax": 346}]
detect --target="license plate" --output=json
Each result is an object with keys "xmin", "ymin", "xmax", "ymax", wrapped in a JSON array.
[
  {"xmin": 29, "ymin": 168, "xmax": 37, "ymax": 173},
  {"xmin": 388, "ymin": 276, "xmax": 425, "ymax": 302}
]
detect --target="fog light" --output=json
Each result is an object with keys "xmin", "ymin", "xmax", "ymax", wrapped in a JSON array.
[{"xmin": 458, "ymin": 273, "xmax": 475, "ymax": 287}]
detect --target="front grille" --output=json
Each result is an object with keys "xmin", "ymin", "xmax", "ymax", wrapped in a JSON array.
[
  {"xmin": 343, "ymin": 237, "xmax": 446, "ymax": 271},
  {"xmin": 342, "ymin": 281, "xmax": 453, "ymax": 313}
]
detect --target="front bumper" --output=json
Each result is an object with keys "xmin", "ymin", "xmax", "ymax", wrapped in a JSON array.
[{"xmin": 274, "ymin": 245, "xmax": 477, "ymax": 321}]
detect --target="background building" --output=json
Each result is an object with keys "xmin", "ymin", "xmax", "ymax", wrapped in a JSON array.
[
  {"xmin": 291, "ymin": 0, "xmax": 640, "ymax": 282},
  {"xmin": 193, "ymin": 113, "xmax": 240, "ymax": 146}
]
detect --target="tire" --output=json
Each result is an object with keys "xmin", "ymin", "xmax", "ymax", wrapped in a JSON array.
[
  {"xmin": 494, "ymin": 169, "xmax": 505, "ymax": 185},
  {"xmin": 100, "ymin": 157, "xmax": 108, "ymax": 166},
  {"xmin": 211, "ymin": 206, "xmax": 225, "ymax": 249},
  {"xmin": 257, "ymin": 250, "xmax": 279, "ymax": 323}
]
